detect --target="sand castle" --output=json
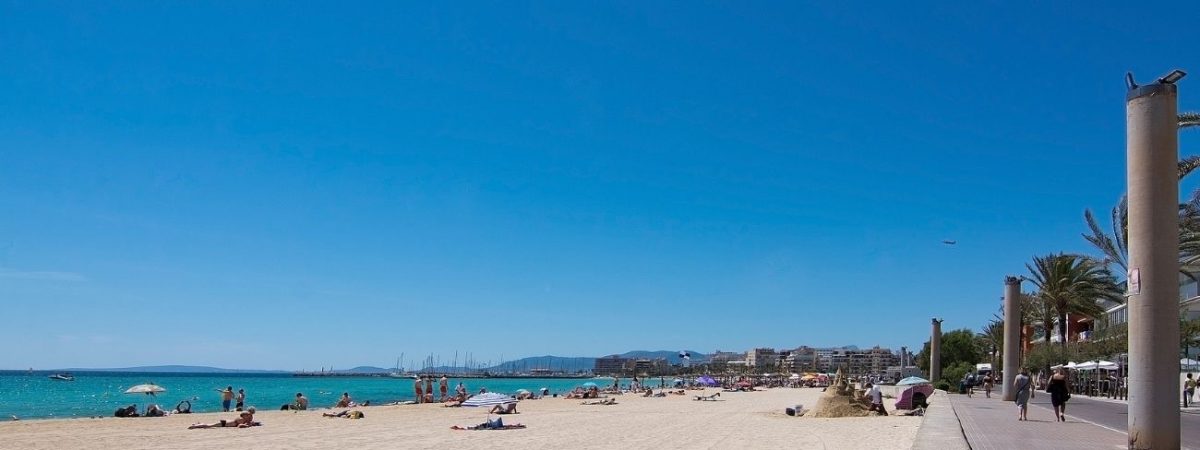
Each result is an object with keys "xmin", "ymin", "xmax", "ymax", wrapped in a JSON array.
[{"xmin": 808, "ymin": 367, "xmax": 872, "ymax": 418}]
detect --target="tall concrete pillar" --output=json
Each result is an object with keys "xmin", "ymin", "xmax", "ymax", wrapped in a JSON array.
[
  {"xmin": 1002, "ymin": 276, "xmax": 1022, "ymax": 401},
  {"xmin": 930, "ymin": 318, "xmax": 943, "ymax": 383},
  {"xmin": 1126, "ymin": 70, "xmax": 1183, "ymax": 450}
]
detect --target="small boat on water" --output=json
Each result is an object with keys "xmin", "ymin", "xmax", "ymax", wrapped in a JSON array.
[{"xmin": 48, "ymin": 373, "xmax": 75, "ymax": 381}]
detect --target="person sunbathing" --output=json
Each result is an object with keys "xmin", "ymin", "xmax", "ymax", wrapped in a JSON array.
[
  {"xmin": 323, "ymin": 410, "xmax": 365, "ymax": 419},
  {"xmin": 693, "ymin": 392, "xmax": 720, "ymax": 401},
  {"xmin": 489, "ymin": 402, "xmax": 517, "ymax": 414},
  {"xmin": 188, "ymin": 408, "xmax": 257, "ymax": 429},
  {"xmin": 581, "ymin": 398, "xmax": 617, "ymax": 405},
  {"xmin": 451, "ymin": 417, "xmax": 526, "ymax": 430}
]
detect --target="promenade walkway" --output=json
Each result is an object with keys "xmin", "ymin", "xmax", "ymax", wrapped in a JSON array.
[{"xmin": 947, "ymin": 391, "xmax": 1200, "ymax": 450}]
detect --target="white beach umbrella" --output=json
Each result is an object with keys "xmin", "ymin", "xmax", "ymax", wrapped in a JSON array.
[
  {"xmin": 123, "ymin": 384, "xmax": 166, "ymax": 413},
  {"xmin": 1183, "ymin": 358, "xmax": 1200, "ymax": 369},
  {"xmin": 124, "ymin": 384, "xmax": 166, "ymax": 395},
  {"xmin": 461, "ymin": 392, "xmax": 516, "ymax": 407}
]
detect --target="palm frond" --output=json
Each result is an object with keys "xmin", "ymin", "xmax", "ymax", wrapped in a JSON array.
[
  {"xmin": 1182, "ymin": 112, "xmax": 1200, "ymax": 130},
  {"xmin": 1180, "ymin": 156, "xmax": 1200, "ymax": 180}
]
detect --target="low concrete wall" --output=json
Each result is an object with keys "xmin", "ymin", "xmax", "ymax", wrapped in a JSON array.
[{"xmin": 911, "ymin": 390, "xmax": 969, "ymax": 450}]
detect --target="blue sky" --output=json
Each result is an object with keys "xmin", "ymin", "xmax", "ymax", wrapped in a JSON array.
[{"xmin": 1, "ymin": 2, "xmax": 1197, "ymax": 370}]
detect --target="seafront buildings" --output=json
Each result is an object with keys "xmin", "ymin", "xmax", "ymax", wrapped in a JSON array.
[{"xmin": 593, "ymin": 345, "xmax": 915, "ymax": 377}]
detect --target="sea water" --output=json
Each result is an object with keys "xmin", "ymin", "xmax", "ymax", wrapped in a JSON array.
[{"xmin": 0, "ymin": 372, "xmax": 665, "ymax": 420}]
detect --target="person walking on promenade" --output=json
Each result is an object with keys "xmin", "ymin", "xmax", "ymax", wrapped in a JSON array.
[
  {"xmin": 1014, "ymin": 368, "xmax": 1033, "ymax": 421},
  {"xmin": 414, "ymin": 377, "xmax": 424, "ymax": 404},
  {"xmin": 439, "ymin": 376, "xmax": 448, "ymax": 402},
  {"xmin": 1185, "ymin": 373, "xmax": 1196, "ymax": 408},
  {"xmin": 1047, "ymin": 368, "xmax": 1070, "ymax": 421},
  {"xmin": 982, "ymin": 373, "xmax": 994, "ymax": 398}
]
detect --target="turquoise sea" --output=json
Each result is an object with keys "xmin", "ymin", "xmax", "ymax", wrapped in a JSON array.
[{"xmin": 0, "ymin": 372, "xmax": 653, "ymax": 420}]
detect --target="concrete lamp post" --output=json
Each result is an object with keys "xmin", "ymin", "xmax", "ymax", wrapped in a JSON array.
[
  {"xmin": 1125, "ymin": 69, "xmax": 1184, "ymax": 450},
  {"xmin": 930, "ymin": 318, "xmax": 943, "ymax": 383},
  {"xmin": 1002, "ymin": 276, "xmax": 1022, "ymax": 401}
]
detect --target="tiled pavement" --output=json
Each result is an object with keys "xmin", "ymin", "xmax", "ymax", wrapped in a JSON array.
[{"xmin": 948, "ymin": 393, "xmax": 1127, "ymax": 450}]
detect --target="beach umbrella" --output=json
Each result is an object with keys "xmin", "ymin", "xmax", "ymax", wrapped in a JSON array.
[
  {"xmin": 1183, "ymin": 358, "xmax": 1200, "ymax": 369},
  {"xmin": 461, "ymin": 392, "xmax": 517, "ymax": 407},
  {"xmin": 514, "ymin": 389, "xmax": 530, "ymax": 396},
  {"xmin": 696, "ymin": 376, "xmax": 719, "ymax": 387},
  {"xmin": 123, "ymin": 384, "xmax": 166, "ymax": 414},
  {"xmin": 581, "ymin": 382, "xmax": 598, "ymax": 388},
  {"xmin": 897, "ymin": 377, "xmax": 930, "ymax": 386},
  {"xmin": 124, "ymin": 384, "xmax": 166, "ymax": 395},
  {"xmin": 788, "ymin": 374, "xmax": 801, "ymax": 380}
]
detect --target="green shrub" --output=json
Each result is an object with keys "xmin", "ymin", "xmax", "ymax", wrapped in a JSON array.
[
  {"xmin": 941, "ymin": 361, "xmax": 975, "ymax": 389},
  {"xmin": 934, "ymin": 381, "xmax": 951, "ymax": 392}
]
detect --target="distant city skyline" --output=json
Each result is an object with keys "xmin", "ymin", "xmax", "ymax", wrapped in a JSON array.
[{"xmin": 2, "ymin": 2, "xmax": 1197, "ymax": 370}]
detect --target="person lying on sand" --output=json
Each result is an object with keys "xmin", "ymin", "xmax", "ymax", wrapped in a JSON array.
[
  {"xmin": 323, "ymin": 410, "xmax": 365, "ymax": 419},
  {"xmin": 489, "ymin": 402, "xmax": 517, "ymax": 414},
  {"xmin": 581, "ymin": 398, "xmax": 617, "ymax": 405},
  {"xmin": 188, "ymin": 408, "xmax": 257, "ymax": 429},
  {"xmin": 693, "ymin": 393, "xmax": 720, "ymax": 401},
  {"xmin": 451, "ymin": 417, "xmax": 525, "ymax": 430}
]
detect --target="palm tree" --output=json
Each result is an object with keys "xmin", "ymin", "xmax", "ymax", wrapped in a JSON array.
[
  {"xmin": 978, "ymin": 319, "xmax": 1003, "ymax": 367},
  {"xmin": 1085, "ymin": 112, "xmax": 1200, "ymax": 271},
  {"xmin": 1026, "ymin": 253, "xmax": 1125, "ymax": 348}
]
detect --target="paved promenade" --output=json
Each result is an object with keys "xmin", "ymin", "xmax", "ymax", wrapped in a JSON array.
[{"xmin": 947, "ymin": 391, "xmax": 1200, "ymax": 450}]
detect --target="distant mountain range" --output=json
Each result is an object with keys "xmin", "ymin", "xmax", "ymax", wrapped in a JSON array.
[
  {"xmin": 57, "ymin": 365, "xmax": 287, "ymax": 374},
  {"xmin": 44, "ymin": 350, "xmax": 712, "ymax": 373}
]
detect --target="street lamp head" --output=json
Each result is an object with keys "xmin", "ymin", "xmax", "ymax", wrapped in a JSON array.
[{"xmin": 1158, "ymin": 69, "xmax": 1187, "ymax": 85}]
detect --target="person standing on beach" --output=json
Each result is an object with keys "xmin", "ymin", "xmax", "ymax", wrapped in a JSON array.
[
  {"xmin": 439, "ymin": 376, "xmax": 448, "ymax": 401},
  {"xmin": 425, "ymin": 377, "xmax": 434, "ymax": 402},
  {"xmin": 218, "ymin": 386, "xmax": 234, "ymax": 412},
  {"xmin": 235, "ymin": 389, "xmax": 245, "ymax": 412},
  {"xmin": 414, "ymin": 377, "xmax": 424, "ymax": 403},
  {"xmin": 1014, "ymin": 369, "xmax": 1033, "ymax": 421}
]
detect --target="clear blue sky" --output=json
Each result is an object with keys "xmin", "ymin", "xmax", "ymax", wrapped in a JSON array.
[{"xmin": 2, "ymin": 2, "xmax": 1197, "ymax": 370}]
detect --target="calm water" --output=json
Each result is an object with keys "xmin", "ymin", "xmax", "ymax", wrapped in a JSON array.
[{"xmin": 0, "ymin": 372, "xmax": 652, "ymax": 420}]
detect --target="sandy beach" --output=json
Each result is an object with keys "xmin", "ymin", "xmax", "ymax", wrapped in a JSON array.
[{"xmin": 0, "ymin": 387, "xmax": 920, "ymax": 450}]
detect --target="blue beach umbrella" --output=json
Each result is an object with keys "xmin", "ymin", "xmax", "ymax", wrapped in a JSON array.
[
  {"xmin": 897, "ymin": 377, "xmax": 930, "ymax": 386},
  {"xmin": 581, "ymin": 382, "xmax": 598, "ymax": 388}
]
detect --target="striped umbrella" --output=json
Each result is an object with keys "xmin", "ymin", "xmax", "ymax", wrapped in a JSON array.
[{"xmin": 461, "ymin": 392, "xmax": 516, "ymax": 407}]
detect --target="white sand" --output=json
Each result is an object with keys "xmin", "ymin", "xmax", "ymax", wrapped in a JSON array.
[{"xmin": 0, "ymin": 388, "xmax": 920, "ymax": 450}]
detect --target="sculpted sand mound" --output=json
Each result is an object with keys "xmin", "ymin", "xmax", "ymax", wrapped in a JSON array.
[{"xmin": 808, "ymin": 387, "xmax": 871, "ymax": 418}]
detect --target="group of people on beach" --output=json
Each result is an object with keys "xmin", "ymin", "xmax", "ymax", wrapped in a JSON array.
[
  {"xmin": 413, "ymin": 376, "xmax": 452, "ymax": 404},
  {"xmin": 216, "ymin": 386, "xmax": 246, "ymax": 412}
]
